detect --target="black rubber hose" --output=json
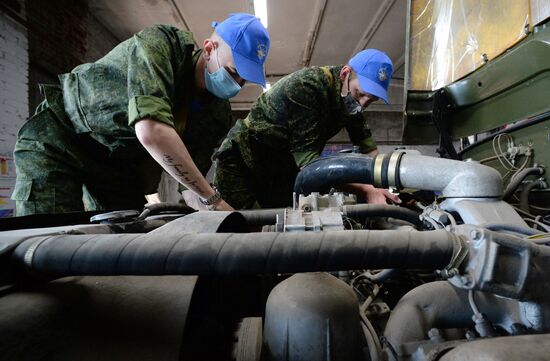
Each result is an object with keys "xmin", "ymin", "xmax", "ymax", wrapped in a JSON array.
[
  {"xmin": 502, "ymin": 167, "xmax": 544, "ymax": 200},
  {"xmin": 294, "ymin": 154, "xmax": 375, "ymax": 195},
  {"xmin": 238, "ymin": 205, "xmax": 422, "ymax": 227},
  {"xmin": 13, "ymin": 229, "xmax": 458, "ymax": 278},
  {"xmin": 237, "ymin": 209, "xmax": 285, "ymax": 226},
  {"xmin": 519, "ymin": 180, "xmax": 546, "ymax": 212},
  {"xmin": 343, "ymin": 204, "xmax": 422, "ymax": 228},
  {"xmin": 138, "ymin": 202, "xmax": 195, "ymax": 220}
]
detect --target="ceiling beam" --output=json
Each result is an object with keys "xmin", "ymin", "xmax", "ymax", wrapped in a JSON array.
[
  {"xmin": 350, "ymin": 0, "xmax": 397, "ymax": 58},
  {"xmin": 393, "ymin": 52, "xmax": 406, "ymax": 73},
  {"xmin": 301, "ymin": 0, "xmax": 328, "ymax": 66},
  {"xmin": 167, "ymin": 0, "xmax": 199, "ymax": 48}
]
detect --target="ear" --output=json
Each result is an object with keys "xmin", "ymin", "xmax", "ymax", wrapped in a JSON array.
[
  {"xmin": 202, "ymin": 39, "xmax": 216, "ymax": 59},
  {"xmin": 340, "ymin": 65, "xmax": 352, "ymax": 82}
]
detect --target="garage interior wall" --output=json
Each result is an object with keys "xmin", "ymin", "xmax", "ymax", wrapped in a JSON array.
[
  {"xmin": 0, "ymin": 0, "xmax": 120, "ymax": 216},
  {"xmin": 0, "ymin": 0, "xmax": 439, "ymax": 211}
]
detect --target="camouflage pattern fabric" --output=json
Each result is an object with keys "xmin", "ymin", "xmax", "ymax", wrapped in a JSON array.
[
  {"xmin": 12, "ymin": 25, "xmax": 232, "ymax": 215},
  {"xmin": 213, "ymin": 65, "xmax": 377, "ymax": 209}
]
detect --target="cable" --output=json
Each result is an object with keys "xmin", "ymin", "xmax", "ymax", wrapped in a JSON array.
[
  {"xmin": 523, "ymin": 218, "xmax": 550, "ymax": 232},
  {"xmin": 482, "ymin": 223, "xmax": 543, "ymax": 236},
  {"xmin": 502, "ymin": 166, "xmax": 544, "ymax": 200},
  {"xmin": 360, "ymin": 283, "xmax": 380, "ymax": 315},
  {"xmin": 360, "ymin": 311, "xmax": 382, "ymax": 361},
  {"xmin": 526, "ymin": 233, "xmax": 550, "ymax": 244},
  {"xmin": 361, "ymin": 320, "xmax": 380, "ymax": 361},
  {"xmin": 520, "ymin": 180, "xmax": 546, "ymax": 212},
  {"xmin": 478, "ymin": 155, "xmax": 499, "ymax": 163},
  {"xmin": 468, "ymin": 290, "xmax": 495, "ymax": 338},
  {"xmin": 468, "ymin": 290, "xmax": 481, "ymax": 315},
  {"xmin": 512, "ymin": 205, "xmax": 537, "ymax": 219}
]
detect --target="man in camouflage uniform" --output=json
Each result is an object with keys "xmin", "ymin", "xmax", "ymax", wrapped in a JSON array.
[
  {"xmin": 213, "ymin": 49, "xmax": 401, "ymax": 209},
  {"xmin": 12, "ymin": 14, "xmax": 270, "ymax": 215}
]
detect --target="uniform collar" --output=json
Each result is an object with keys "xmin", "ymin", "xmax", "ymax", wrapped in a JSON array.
[{"xmin": 328, "ymin": 65, "xmax": 344, "ymax": 113}]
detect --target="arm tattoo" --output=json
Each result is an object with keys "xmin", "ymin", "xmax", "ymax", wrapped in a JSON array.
[{"xmin": 162, "ymin": 154, "xmax": 206, "ymax": 195}]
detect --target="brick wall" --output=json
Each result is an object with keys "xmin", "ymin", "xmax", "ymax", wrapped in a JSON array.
[
  {"xmin": 0, "ymin": 6, "xmax": 27, "ymax": 216},
  {"xmin": 0, "ymin": 0, "xmax": 119, "ymax": 216},
  {"xmin": 26, "ymin": 0, "xmax": 119, "ymax": 112},
  {"xmin": 0, "ymin": 9, "xmax": 28, "ymax": 155}
]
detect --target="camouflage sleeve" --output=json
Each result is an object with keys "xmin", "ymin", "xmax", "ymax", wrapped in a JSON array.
[
  {"xmin": 281, "ymin": 71, "xmax": 326, "ymax": 168},
  {"xmin": 127, "ymin": 26, "xmax": 184, "ymax": 128},
  {"xmin": 345, "ymin": 114, "xmax": 378, "ymax": 153}
]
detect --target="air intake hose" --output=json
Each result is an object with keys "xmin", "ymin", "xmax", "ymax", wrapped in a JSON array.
[
  {"xmin": 295, "ymin": 152, "xmax": 503, "ymax": 198},
  {"xmin": 294, "ymin": 154, "xmax": 375, "ymax": 195}
]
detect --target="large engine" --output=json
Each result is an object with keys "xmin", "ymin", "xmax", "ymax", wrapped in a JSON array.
[{"xmin": 1, "ymin": 151, "xmax": 549, "ymax": 361}]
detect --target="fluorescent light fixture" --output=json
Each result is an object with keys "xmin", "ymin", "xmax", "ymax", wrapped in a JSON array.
[
  {"xmin": 254, "ymin": 0, "xmax": 268, "ymax": 28},
  {"xmin": 263, "ymin": 83, "xmax": 271, "ymax": 92}
]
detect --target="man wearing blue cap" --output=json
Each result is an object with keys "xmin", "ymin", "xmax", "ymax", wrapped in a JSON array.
[
  {"xmin": 12, "ymin": 13, "xmax": 269, "ymax": 215},
  {"xmin": 213, "ymin": 49, "xmax": 401, "ymax": 209}
]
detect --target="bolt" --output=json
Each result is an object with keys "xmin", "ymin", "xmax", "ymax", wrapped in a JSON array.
[
  {"xmin": 460, "ymin": 274, "xmax": 473, "ymax": 287},
  {"xmin": 470, "ymin": 229, "xmax": 483, "ymax": 242},
  {"xmin": 428, "ymin": 328, "xmax": 445, "ymax": 342}
]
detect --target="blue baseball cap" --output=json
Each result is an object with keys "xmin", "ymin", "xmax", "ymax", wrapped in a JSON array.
[
  {"xmin": 212, "ymin": 13, "xmax": 270, "ymax": 87},
  {"xmin": 349, "ymin": 49, "xmax": 393, "ymax": 104}
]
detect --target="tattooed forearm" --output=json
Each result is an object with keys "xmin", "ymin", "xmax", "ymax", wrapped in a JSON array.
[{"xmin": 162, "ymin": 154, "xmax": 206, "ymax": 195}]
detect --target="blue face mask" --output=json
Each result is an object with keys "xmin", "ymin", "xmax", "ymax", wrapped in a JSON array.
[{"xmin": 204, "ymin": 48, "xmax": 241, "ymax": 99}]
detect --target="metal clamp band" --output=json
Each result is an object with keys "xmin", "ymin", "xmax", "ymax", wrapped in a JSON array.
[{"xmin": 373, "ymin": 154, "xmax": 385, "ymax": 187}]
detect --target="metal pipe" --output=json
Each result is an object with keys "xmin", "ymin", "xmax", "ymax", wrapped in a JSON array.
[
  {"xmin": 384, "ymin": 281, "xmax": 521, "ymax": 350},
  {"xmin": 392, "ymin": 154, "xmax": 503, "ymax": 198},
  {"xmin": 294, "ymin": 152, "xmax": 503, "ymax": 199},
  {"xmin": 12, "ymin": 226, "xmax": 459, "ymax": 278}
]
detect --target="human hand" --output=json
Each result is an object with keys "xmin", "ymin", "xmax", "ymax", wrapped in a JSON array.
[
  {"xmin": 362, "ymin": 184, "xmax": 402, "ymax": 205},
  {"xmin": 207, "ymin": 198, "xmax": 235, "ymax": 211}
]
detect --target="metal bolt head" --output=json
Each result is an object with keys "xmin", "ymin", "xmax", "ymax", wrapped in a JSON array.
[
  {"xmin": 460, "ymin": 274, "xmax": 473, "ymax": 287},
  {"xmin": 428, "ymin": 328, "xmax": 442, "ymax": 338},
  {"xmin": 470, "ymin": 229, "xmax": 484, "ymax": 243}
]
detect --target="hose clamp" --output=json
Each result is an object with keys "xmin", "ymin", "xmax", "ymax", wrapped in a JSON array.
[
  {"xmin": 23, "ymin": 236, "xmax": 49, "ymax": 268},
  {"xmin": 387, "ymin": 151, "xmax": 406, "ymax": 189},
  {"xmin": 373, "ymin": 154, "xmax": 385, "ymax": 187},
  {"xmin": 443, "ymin": 234, "xmax": 469, "ymax": 273}
]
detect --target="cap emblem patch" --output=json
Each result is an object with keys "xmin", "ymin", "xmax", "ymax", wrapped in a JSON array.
[
  {"xmin": 378, "ymin": 67, "xmax": 388, "ymax": 82},
  {"xmin": 257, "ymin": 44, "xmax": 267, "ymax": 61}
]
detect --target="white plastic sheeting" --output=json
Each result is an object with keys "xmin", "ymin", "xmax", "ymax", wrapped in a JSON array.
[{"xmin": 409, "ymin": 0, "xmax": 531, "ymax": 90}]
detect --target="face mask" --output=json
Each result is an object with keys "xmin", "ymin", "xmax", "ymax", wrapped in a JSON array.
[
  {"xmin": 204, "ymin": 48, "xmax": 241, "ymax": 100},
  {"xmin": 341, "ymin": 72, "xmax": 364, "ymax": 115},
  {"xmin": 342, "ymin": 93, "xmax": 363, "ymax": 115}
]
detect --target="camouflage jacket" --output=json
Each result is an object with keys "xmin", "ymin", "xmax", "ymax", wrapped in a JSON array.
[
  {"xmin": 220, "ymin": 65, "xmax": 377, "ymax": 172},
  {"xmin": 59, "ymin": 25, "xmax": 232, "ymax": 175}
]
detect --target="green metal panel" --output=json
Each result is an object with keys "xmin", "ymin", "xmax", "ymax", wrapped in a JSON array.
[
  {"xmin": 461, "ymin": 116, "xmax": 550, "ymax": 205},
  {"xmin": 404, "ymin": 23, "xmax": 550, "ymax": 145},
  {"xmin": 447, "ymin": 25, "xmax": 550, "ymax": 138}
]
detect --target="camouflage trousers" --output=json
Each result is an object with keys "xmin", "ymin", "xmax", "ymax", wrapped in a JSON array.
[
  {"xmin": 12, "ymin": 86, "xmax": 156, "ymax": 216},
  {"xmin": 213, "ymin": 140, "xmax": 298, "ymax": 210}
]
